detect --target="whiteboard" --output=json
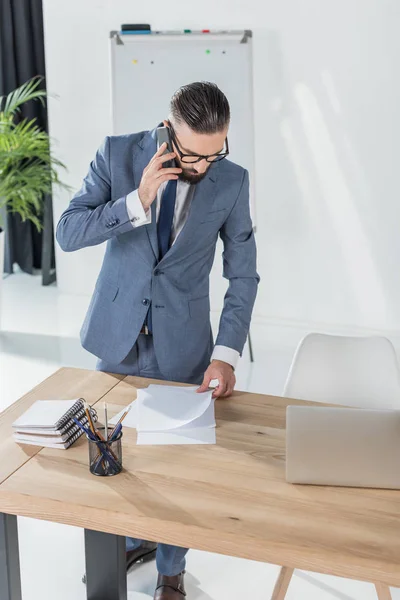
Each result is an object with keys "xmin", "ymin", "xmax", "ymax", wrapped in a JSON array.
[{"xmin": 109, "ymin": 31, "xmax": 255, "ymax": 224}]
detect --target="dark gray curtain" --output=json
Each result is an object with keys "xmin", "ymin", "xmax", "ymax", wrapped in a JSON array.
[{"xmin": 0, "ymin": 0, "xmax": 55, "ymax": 277}]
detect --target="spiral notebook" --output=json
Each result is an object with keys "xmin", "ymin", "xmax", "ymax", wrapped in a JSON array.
[
  {"xmin": 13, "ymin": 399, "xmax": 97, "ymax": 449},
  {"xmin": 13, "ymin": 429, "xmax": 84, "ymax": 450}
]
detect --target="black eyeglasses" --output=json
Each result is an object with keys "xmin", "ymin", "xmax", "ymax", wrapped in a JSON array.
[{"xmin": 168, "ymin": 122, "xmax": 229, "ymax": 164}]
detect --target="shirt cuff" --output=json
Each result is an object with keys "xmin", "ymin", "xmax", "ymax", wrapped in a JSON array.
[
  {"xmin": 211, "ymin": 345, "xmax": 240, "ymax": 370},
  {"xmin": 126, "ymin": 190, "xmax": 151, "ymax": 227}
]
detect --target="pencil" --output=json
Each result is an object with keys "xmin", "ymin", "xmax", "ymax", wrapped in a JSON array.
[
  {"xmin": 109, "ymin": 405, "xmax": 132, "ymax": 439},
  {"xmin": 104, "ymin": 402, "xmax": 108, "ymax": 441},
  {"xmin": 83, "ymin": 401, "xmax": 97, "ymax": 438}
]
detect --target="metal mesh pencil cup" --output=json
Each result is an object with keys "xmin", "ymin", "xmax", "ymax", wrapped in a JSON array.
[{"xmin": 88, "ymin": 428, "xmax": 123, "ymax": 476}]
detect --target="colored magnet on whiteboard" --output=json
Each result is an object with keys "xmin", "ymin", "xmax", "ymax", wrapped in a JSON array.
[
  {"xmin": 132, "ymin": 59, "xmax": 138, "ymax": 64},
  {"xmin": 205, "ymin": 49, "xmax": 211, "ymax": 54}
]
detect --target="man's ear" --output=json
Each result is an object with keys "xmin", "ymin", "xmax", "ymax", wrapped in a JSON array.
[{"xmin": 163, "ymin": 119, "xmax": 169, "ymax": 128}]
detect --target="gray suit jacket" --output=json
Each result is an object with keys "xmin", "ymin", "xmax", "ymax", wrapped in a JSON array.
[{"xmin": 56, "ymin": 127, "xmax": 259, "ymax": 382}]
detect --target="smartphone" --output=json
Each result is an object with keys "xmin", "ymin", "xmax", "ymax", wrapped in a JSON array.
[{"xmin": 156, "ymin": 126, "xmax": 177, "ymax": 168}]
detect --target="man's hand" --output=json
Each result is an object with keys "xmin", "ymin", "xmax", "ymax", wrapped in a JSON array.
[
  {"xmin": 138, "ymin": 143, "xmax": 182, "ymax": 211},
  {"xmin": 197, "ymin": 360, "xmax": 236, "ymax": 399}
]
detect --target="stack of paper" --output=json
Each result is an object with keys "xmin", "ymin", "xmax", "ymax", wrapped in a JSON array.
[{"xmin": 110, "ymin": 385, "xmax": 216, "ymax": 445}]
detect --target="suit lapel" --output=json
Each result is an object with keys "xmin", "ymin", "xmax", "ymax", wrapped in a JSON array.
[
  {"xmin": 133, "ymin": 128, "xmax": 159, "ymax": 261},
  {"xmin": 159, "ymin": 162, "xmax": 219, "ymax": 267}
]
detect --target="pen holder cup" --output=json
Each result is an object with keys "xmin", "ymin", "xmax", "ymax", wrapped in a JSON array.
[{"xmin": 88, "ymin": 428, "xmax": 123, "ymax": 476}]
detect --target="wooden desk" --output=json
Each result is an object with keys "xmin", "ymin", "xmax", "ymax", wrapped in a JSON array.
[{"xmin": 1, "ymin": 367, "xmax": 400, "ymax": 600}]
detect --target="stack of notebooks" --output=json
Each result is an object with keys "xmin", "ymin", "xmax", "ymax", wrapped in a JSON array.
[{"xmin": 12, "ymin": 399, "xmax": 97, "ymax": 449}]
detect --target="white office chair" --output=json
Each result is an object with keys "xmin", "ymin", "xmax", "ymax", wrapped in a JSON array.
[{"xmin": 272, "ymin": 333, "xmax": 400, "ymax": 600}]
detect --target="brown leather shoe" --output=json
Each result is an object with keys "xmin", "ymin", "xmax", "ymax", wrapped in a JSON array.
[
  {"xmin": 127, "ymin": 541, "xmax": 158, "ymax": 572},
  {"xmin": 154, "ymin": 571, "xmax": 186, "ymax": 599}
]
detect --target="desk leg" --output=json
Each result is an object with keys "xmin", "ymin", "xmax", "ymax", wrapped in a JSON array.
[
  {"xmin": 0, "ymin": 513, "xmax": 22, "ymax": 600},
  {"xmin": 85, "ymin": 529, "xmax": 127, "ymax": 600},
  {"xmin": 375, "ymin": 583, "xmax": 392, "ymax": 600}
]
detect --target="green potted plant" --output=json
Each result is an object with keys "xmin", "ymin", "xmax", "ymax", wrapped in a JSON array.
[{"xmin": 0, "ymin": 77, "xmax": 66, "ymax": 303}]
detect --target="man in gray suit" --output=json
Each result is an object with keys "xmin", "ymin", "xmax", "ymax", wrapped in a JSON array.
[{"xmin": 57, "ymin": 82, "xmax": 259, "ymax": 600}]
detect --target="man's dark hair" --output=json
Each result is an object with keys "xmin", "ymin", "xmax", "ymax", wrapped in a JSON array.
[{"xmin": 170, "ymin": 82, "xmax": 230, "ymax": 134}]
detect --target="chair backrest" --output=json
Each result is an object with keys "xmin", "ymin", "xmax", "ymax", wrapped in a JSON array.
[{"xmin": 284, "ymin": 333, "xmax": 400, "ymax": 408}]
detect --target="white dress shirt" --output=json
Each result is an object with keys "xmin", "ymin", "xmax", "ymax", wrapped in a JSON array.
[{"xmin": 126, "ymin": 181, "xmax": 240, "ymax": 369}]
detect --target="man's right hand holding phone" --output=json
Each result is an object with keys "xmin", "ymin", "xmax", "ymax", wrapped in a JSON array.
[{"xmin": 138, "ymin": 143, "xmax": 182, "ymax": 212}]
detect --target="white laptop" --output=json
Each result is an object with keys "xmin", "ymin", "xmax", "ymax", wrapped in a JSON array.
[{"xmin": 286, "ymin": 405, "xmax": 400, "ymax": 490}]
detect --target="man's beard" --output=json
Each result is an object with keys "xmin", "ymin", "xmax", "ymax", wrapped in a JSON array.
[{"xmin": 178, "ymin": 165, "xmax": 210, "ymax": 185}]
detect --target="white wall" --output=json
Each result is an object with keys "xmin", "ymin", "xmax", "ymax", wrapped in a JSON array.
[{"xmin": 43, "ymin": 0, "xmax": 400, "ymax": 332}]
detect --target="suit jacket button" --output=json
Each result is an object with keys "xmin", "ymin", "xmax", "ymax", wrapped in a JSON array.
[{"xmin": 142, "ymin": 298, "xmax": 150, "ymax": 306}]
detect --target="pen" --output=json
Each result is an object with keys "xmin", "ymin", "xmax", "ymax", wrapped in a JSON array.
[
  {"xmin": 73, "ymin": 417, "xmax": 97, "ymax": 441},
  {"xmin": 109, "ymin": 422, "xmax": 122, "ymax": 442}
]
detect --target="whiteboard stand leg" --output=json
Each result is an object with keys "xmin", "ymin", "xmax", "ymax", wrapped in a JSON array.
[{"xmin": 248, "ymin": 331, "xmax": 254, "ymax": 363}]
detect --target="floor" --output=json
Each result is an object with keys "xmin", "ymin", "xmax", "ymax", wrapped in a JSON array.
[{"xmin": 1, "ymin": 271, "xmax": 399, "ymax": 600}]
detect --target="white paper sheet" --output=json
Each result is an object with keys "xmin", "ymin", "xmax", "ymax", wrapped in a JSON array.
[
  {"xmin": 146, "ymin": 385, "xmax": 199, "ymax": 392},
  {"xmin": 137, "ymin": 387, "xmax": 214, "ymax": 432},
  {"xmin": 109, "ymin": 385, "xmax": 216, "ymax": 445},
  {"xmin": 137, "ymin": 427, "xmax": 216, "ymax": 445}
]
